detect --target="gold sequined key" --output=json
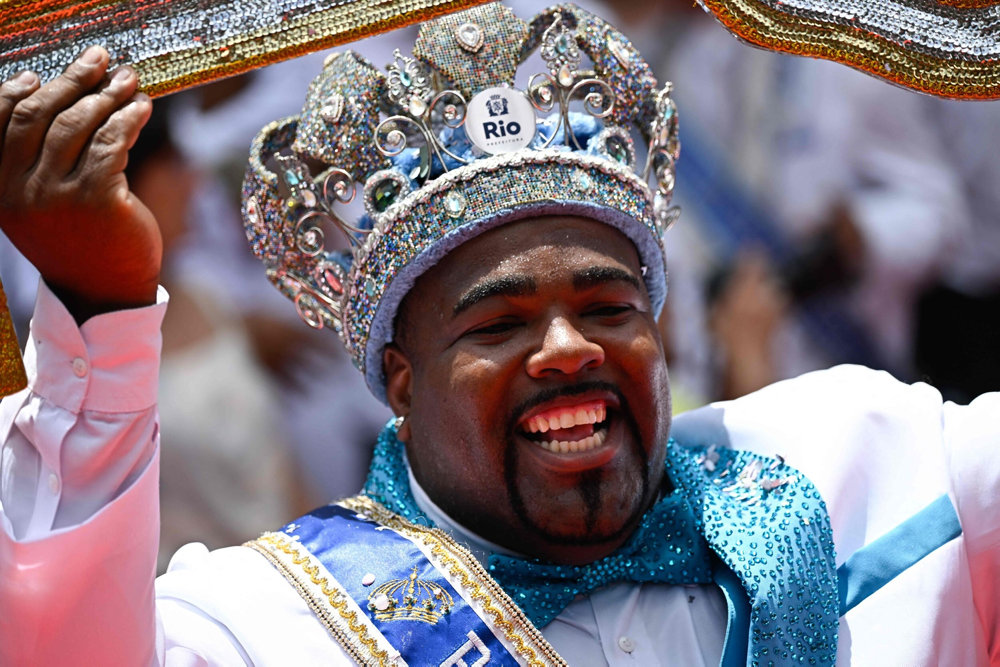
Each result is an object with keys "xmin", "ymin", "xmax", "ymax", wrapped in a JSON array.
[
  {"xmin": 0, "ymin": 277, "xmax": 27, "ymax": 398},
  {"xmin": 0, "ymin": 0, "xmax": 492, "ymax": 99}
]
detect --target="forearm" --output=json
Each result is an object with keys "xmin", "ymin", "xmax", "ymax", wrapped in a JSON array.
[{"xmin": 0, "ymin": 280, "xmax": 166, "ymax": 665}]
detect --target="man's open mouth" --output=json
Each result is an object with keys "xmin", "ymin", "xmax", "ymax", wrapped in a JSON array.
[{"xmin": 517, "ymin": 400, "xmax": 611, "ymax": 454}]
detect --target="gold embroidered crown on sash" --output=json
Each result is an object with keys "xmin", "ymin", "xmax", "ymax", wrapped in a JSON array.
[{"xmin": 368, "ymin": 567, "xmax": 456, "ymax": 624}]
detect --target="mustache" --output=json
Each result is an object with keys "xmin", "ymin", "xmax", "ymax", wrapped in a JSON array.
[{"xmin": 505, "ymin": 380, "xmax": 628, "ymax": 435}]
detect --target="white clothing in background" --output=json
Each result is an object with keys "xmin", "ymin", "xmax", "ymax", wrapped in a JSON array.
[
  {"xmin": 665, "ymin": 21, "xmax": 969, "ymax": 378},
  {"xmin": 157, "ymin": 281, "xmax": 296, "ymax": 572},
  {"xmin": 927, "ymin": 98, "xmax": 1000, "ymax": 294}
]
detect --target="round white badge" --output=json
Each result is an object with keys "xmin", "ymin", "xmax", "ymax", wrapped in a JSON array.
[{"xmin": 465, "ymin": 86, "xmax": 537, "ymax": 154}]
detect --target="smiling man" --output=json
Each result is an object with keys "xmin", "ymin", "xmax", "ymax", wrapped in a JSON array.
[
  {"xmin": 0, "ymin": 3, "xmax": 998, "ymax": 666},
  {"xmin": 387, "ymin": 217, "xmax": 671, "ymax": 566}
]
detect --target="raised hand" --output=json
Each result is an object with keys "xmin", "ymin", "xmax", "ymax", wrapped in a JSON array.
[{"xmin": 0, "ymin": 46, "xmax": 162, "ymax": 323}]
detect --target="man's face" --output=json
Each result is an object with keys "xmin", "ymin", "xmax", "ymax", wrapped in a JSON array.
[{"xmin": 385, "ymin": 216, "xmax": 671, "ymax": 564}]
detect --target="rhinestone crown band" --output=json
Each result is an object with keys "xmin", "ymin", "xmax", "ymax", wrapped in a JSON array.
[{"xmin": 242, "ymin": 2, "xmax": 680, "ymax": 401}]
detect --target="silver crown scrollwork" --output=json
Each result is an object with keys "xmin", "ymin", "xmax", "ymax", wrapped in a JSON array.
[
  {"xmin": 644, "ymin": 85, "xmax": 681, "ymax": 234},
  {"xmin": 375, "ymin": 49, "xmax": 470, "ymax": 184},
  {"xmin": 528, "ymin": 13, "xmax": 615, "ymax": 151},
  {"xmin": 272, "ymin": 153, "xmax": 365, "ymax": 332}
]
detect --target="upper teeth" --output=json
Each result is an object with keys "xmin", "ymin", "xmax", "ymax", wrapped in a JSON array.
[{"xmin": 523, "ymin": 403, "xmax": 606, "ymax": 434}]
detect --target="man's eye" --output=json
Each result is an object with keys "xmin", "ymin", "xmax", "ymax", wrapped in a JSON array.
[
  {"xmin": 469, "ymin": 320, "xmax": 519, "ymax": 336},
  {"xmin": 586, "ymin": 304, "xmax": 633, "ymax": 318}
]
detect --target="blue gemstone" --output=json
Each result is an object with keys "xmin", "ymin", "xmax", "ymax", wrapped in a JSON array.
[
  {"xmin": 373, "ymin": 180, "xmax": 401, "ymax": 212},
  {"xmin": 606, "ymin": 136, "xmax": 629, "ymax": 164}
]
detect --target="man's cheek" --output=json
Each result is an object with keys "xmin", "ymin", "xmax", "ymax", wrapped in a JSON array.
[{"xmin": 451, "ymin": 350, "xmax": 510, "ymax": 379}]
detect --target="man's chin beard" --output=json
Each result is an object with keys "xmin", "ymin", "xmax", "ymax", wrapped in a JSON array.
[
  {"xmin": 503, "ymin": 400, "xmax": 652, "ymax": 551},
  {"xmin": 513, "ymin": 500, "xmax": 648, "ymax": 547}
]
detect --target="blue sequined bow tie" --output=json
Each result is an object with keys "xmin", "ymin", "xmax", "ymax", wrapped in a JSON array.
[{"xmin": 487, "ymin": 490, "xmax": 714, "ymax": 628}]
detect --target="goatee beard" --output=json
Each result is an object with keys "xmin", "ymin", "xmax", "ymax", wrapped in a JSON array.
[{"xmin": 503, "ymin": 381, "xmax": 651, "ymax": 548}]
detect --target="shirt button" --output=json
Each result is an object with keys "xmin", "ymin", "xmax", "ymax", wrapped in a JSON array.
[
  {"xmin": 617, "ymin": 636, "xmax": 636, "ymax": 654},
  {"xmin": 48, "ymin": 473, "xmax": 60, "ymax": 495},
  {"xmin": 71, "ymin": 357, "xmax": 88, "ymax": 378}
]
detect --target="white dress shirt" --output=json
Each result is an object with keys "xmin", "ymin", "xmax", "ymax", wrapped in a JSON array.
[{"xmin": 408, "ymin": 465, "xmax": 727, "ymax": 666}]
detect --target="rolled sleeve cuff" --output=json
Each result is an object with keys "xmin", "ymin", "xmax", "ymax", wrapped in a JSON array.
[{"xmin": 23, "ymin": 281, "xmax": 168, "ymax": 414}]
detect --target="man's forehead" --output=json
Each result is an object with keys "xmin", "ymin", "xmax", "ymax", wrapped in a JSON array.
[{"xmin": 430, "ymin": 216, "xmax": 644, "ymax": 297}]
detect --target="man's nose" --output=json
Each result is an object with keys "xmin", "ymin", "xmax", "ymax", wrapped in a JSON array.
[{"xmin": 526, "ymin": 316, "xmax": 605, "ymax": 378}]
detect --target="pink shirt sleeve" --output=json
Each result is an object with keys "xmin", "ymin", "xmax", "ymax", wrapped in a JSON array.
[{"xmin": 0, "ymin": 280, "xmax": 166, "ymax": 666}]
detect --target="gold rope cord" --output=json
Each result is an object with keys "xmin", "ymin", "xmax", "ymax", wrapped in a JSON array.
[
  {"xmin": 700, "ymin": 0, "xmax": 1000, "ymax": 99},
  {"xmin": 248, "ymin": 534, "xmax": 393, "ymax": 664},
  {"xmin": 0, "ymin": 278, "xmax": 26, "ymax": 398}
]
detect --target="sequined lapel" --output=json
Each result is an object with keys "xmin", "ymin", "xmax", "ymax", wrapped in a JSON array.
[{"xmin": 666, "ymin": 439, "xmax": 840, "ymax": 665}]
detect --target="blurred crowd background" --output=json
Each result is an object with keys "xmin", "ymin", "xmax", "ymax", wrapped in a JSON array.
[{"xmin": 1, "ymin": 0, "xmax": 997, "ymax": 571}]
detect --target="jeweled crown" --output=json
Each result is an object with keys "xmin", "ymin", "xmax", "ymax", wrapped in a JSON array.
[{"xmin": 242, "ymin": 2, "xmax": 680, "ymax": 401}]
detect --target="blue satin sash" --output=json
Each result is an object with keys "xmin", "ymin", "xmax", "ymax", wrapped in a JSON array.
[
  {"xmin": 250, "ymin": 493, "xmax": 565, "ymax": 665},
  {"xmin": 283, "ymin": 503, "xmax": 519, "ymax": 666}
]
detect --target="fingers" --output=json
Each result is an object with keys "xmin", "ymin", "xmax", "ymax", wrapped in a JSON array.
[
  {"xmin": 0, "ymin": 71, "xmax": 41, "ymax": 150},
  {"xmin": 38, "ymin": 65, "xmax": 141, "ymax": 176},
  {"xmin": 72, "ymin": 92, "xmax": 152, "ymax": 188},
  {"xmin": 1, "ymin": 45, "xmax": 110, "ymax": 181}
]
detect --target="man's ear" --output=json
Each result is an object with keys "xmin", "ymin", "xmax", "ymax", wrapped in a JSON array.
[{"xmin": 383, "ymin": 343, "xmax": 413, "ymax": 442}]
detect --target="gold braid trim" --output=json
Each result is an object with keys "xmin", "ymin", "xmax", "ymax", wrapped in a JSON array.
[
  {"xmin": 928, "ymin": 0, "xmax": 1000, "ymax": 9},
  {"xmin": 339, "ymin": 496, "xmax": 568, "ymax": 667},
  {"xmin": 247, "ymin": 533, "xmax": 399, "ymax": 665},
  {"xmin": 700, "ymin": 0, "xmax": 1000, "ymax": 99},
  {"xmin": 0, "ymin": 278, "xmax": 26, "ymax": 398}
]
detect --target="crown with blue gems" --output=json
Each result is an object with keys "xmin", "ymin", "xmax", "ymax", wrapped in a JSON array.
[{"xmin": 241, "ymin": 2, "xmax": 681, "ymax": 402}]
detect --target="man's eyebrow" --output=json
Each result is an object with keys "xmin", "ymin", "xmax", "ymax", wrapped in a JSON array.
[
  {"xmin": 453, "ymin": 275, "xmax": 537, "ymax": 316},
  {"xmin": 572, "ymin": 266, "xmax": 642, "ymax": 292}
]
